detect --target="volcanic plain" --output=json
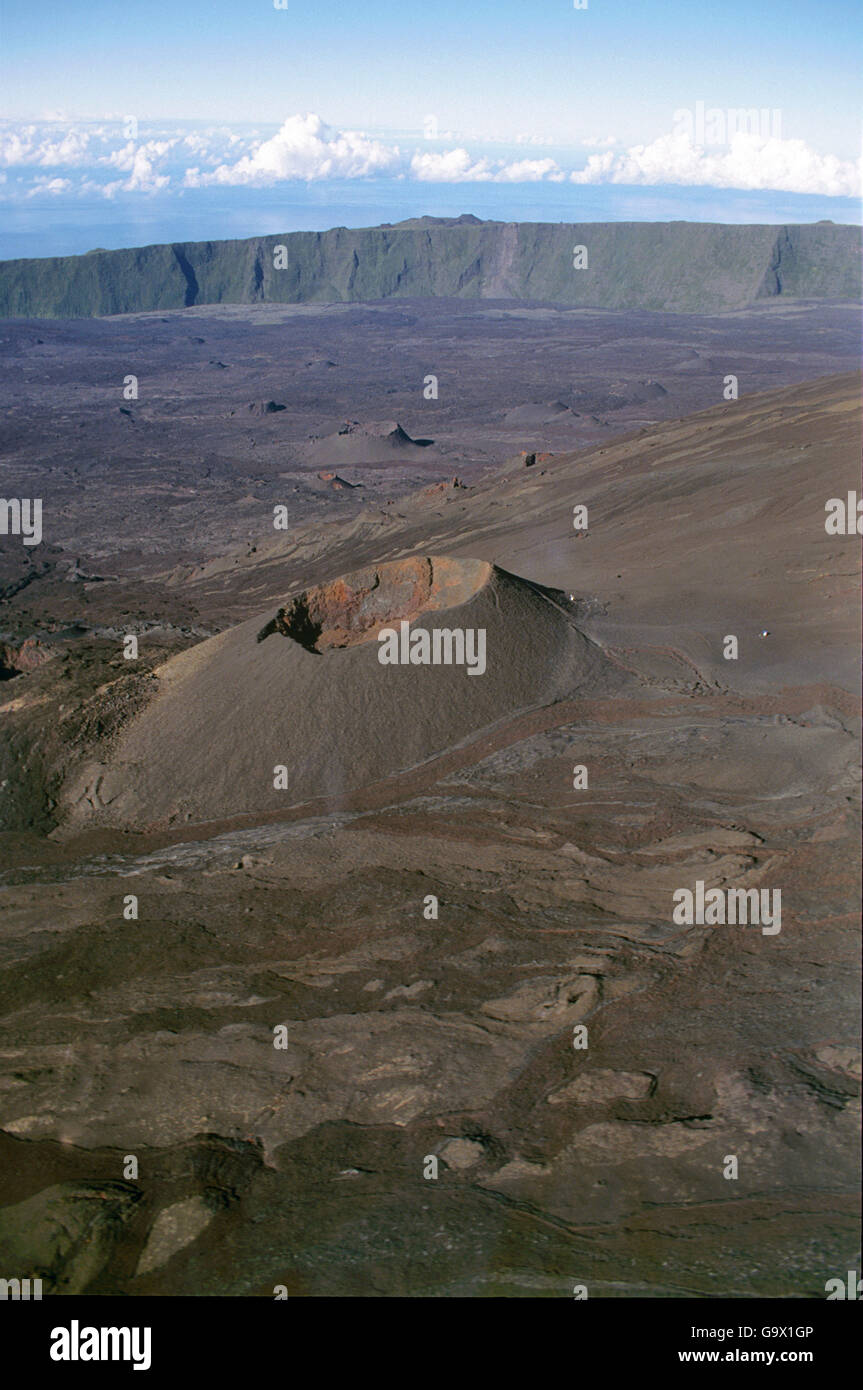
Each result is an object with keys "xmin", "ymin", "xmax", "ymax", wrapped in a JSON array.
[{"xmin": 0, "ymin": 294, "xmax": 859, "ymax": 1297}]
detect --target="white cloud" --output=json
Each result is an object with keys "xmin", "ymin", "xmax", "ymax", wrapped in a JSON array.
[
  {"xmin": 123, "ymin": 147, "xmax": 171, "ymax": 192},
  {"xmin": 581, "ymin": 135, "xmax": 619, "ymax": 149},
  {"xmin": 26, "ymin": 175, "xmax": 72, "ymax": 196},
  {"xmin": 36, "ymin": 130, "xmax": 94, "ymax": 165},
  {"xmin": 186, "ymin": 116, "xmax": 567, "ymax": 186},
  {"xmin": 189, "ymin": 114, "xmax": 402, "ymax": 185},
  {"xmin": 101, "ymin": 138, "xmax": 176, "ymax": 172},
  {"xmin": 182, "ymin": 132, "xmax": 224, "ymax": 162},
  {"xmin": 410, "ymin": 147, "xmax": 495, "ymax": 181},
  {"xmin": 493, "ymin": 157, "xmax": 566, "ymax": 183},
  {"xmin": 570, "ymin": 131, "xmax": 862, "ymax": 196},
  {"xmin": 0, "ymin": 123, "xmax": 95, "ymax": 167},
  {"xmin": 91, "ymin": 145, "xmax": 172, "ymax": 197},
  {"xmin": 0, "ymin": 128, "xmax": 34, "ymax": 165},
  {"xmin": 409, "ymin": 147, "xmax": 565, "ymax": 182}
]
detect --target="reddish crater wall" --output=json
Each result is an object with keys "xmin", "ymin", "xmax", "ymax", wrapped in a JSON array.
[{"xmin": 257, "ymin": 557, "xmax": 491, "ymax": 653}]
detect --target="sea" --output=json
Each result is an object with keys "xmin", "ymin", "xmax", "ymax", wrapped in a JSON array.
[{"xmin": 2, "ymin": 182, "xmax": 860, "ymax": 262}]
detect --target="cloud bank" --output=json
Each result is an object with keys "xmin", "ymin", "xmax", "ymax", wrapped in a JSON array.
[
  {"xmin": 571, "ymin": 131, "xmax": 861, "ymax": 198},
  {"xmin": 0, "ymin": 114, "xmax": 859, "ymax": 200}
]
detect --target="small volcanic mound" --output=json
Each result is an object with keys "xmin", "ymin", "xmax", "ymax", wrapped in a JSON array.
[
  {"xmin": 519, "ymin": 453, "xmax": 555, "ymax": 468},
  {"xmin": 338, "ymin": 420, "xmax": 405, "ymax": 438},
  {"xmin": 421, "ymin": 476, "xmax": 466, "ymax": 498},
  {"xmin": 503, "ymin": 401, "xmax": 577, "ymax": 427},
  {"xmin": 303, "ymin": 420, "xmax": 434, "ymax": 465},
  {"xmin": 316, "ymin": 471, "xmax": 359, "ymax": 491},
  {"xmin": 571, "ymin": 379, "xmax": 667, "ymax": 412},
  {"xmin": 230, "ymin": 400, "xmax": 286, "ymax": 417},
  {"xmin": 257, "ymin": 557, "xmax": 491, "ymax": 653},
  {"xmin": 57, "ymin": 558, "xmax": 621, "ymax": 829}
]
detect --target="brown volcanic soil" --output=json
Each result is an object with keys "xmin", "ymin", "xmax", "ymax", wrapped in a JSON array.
[{"xmin": 0, "ymin": 359, "xmax": 859, "ymax": 1298}]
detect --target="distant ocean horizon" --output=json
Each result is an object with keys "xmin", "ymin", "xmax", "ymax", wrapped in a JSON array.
[{"xmin": 3, "ymin": 181, "xmax": 860, "ymax": 262}]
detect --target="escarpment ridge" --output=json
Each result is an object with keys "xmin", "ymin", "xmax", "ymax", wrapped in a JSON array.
[{"xmin": 1, "ymin": 217, "xmax": 859, "ymax": 318}]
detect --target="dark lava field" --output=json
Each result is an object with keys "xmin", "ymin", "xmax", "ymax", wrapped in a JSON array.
[{"xmin": 0, "ymin": 296, "xmax": 860, "ymax": 1298}]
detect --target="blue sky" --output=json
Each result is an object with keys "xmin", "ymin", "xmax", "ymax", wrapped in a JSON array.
[
  {"xmin": 2, "ymin": 0, "xmax": 860, "ymax": 153},
  {"xmin": 0, "ymin": 1, "xmax": 860, "ymax": 256}
]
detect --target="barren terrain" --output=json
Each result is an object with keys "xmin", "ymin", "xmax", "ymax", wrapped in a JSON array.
[{"xmin": 0, "ymin": 300, "xmax": 859, "ymax": 1297}]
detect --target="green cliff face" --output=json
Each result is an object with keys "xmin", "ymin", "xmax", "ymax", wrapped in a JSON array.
[{"xmin": 0, "ymin": 218, "xmax": 859, "ymax": 318}]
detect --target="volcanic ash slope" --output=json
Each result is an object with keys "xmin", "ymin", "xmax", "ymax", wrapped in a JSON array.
[{"xmin": 63, "ymin": 557, "xmax": 618, "ymax": 829}]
